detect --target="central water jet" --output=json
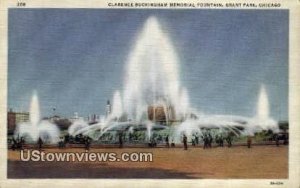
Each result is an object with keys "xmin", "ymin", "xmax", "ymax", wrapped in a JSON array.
[{"xmin": 123, "ymin": 16, "xmax": 184, "ymax": 121}]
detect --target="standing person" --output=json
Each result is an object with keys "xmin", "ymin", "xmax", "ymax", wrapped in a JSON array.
[
  {"xmin": 165, "ymin": 135, "xmax": 169, "ymax": 148},
  {"xmin": 208, "ymin": 133, "xmax": 213, "ymax": 148},
  {"xmin": 20, "ymin": 137, "xmax": 25, "ymax": 150},
  {"xmin": 129, "ymin": 132, "xmax": 133, "ymax": 142},
  {"xmin": 226, "ymin": 134, "xmax": 232, "ymax": 148},
  {"xmin": 11, "ymin": 138, "xmax": 17, "ymax": 151},
  {"xmin": 183, "ymin": 134, "xmax": 188, "ymax": 150},
  {"xmin": 38, "ymin": 137, "xmax": 43, "ymax": 151},
  {"xmin": 247, "ymin": 136, "xmax": 252, "ymax": 148},
  {"xmin": 118, "ymin": 132, "xmax": 123, "ymax": 148},
  {"xmin": 220, "ymin": 135, "xmax": 224, "ymax": 147},
  {"xmin": 275, "ymin": 134, "xmax": 280, "ymax": 147},
  {"xmin": 195, "ymin": 134, "xmax": 199, "ymax": 145},
  {"xmin": 171, "ymin": 139, "xmax": 175, "ymax": 147},
  {"xmin": 65, "ymin": 134, "xmax": 69, "ymax": 144},
  {"xmin": 85, "ymin": 137, "xmax": 91, "ymax": 150},
  {"xmin": 59, "ymin": 137, "xmax": 64, "ymax": 149},
  {"xmin": 202, "ymin": 134, "xmax": 208, "ymax": 149},
  {"xmin": 16, "ymin": 137, "xmax": 21, "ymax": 150}
]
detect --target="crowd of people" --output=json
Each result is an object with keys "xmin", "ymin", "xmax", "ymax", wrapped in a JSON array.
[
  {"xmin": 179, "ymin": 132, "xmax": 235, "ymax": 150},
  {"xmin": 9, "ymin": 130, "xmax": 288, "ymax": 151}
]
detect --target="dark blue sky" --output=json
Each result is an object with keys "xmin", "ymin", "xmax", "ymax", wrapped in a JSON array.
[{"xmin": 8, "ymin": 9, "xmax": 288, "ymax": 120}]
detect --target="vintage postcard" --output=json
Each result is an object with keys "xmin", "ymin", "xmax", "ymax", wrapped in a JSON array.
[{"xmin": 0, "ymin": 0, "xmax": 299, "ymax": 187}]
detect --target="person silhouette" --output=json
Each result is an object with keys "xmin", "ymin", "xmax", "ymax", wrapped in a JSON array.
[{"xmin": 183, "ymin": 134, "xmax": 188, "ymax": 150}]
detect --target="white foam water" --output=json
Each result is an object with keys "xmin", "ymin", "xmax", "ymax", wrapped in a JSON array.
[{"xmin": 14, "ymin": 91, "xmax": 60, "ymax": 144}]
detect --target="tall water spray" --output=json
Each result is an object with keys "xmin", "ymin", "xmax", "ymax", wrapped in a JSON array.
[
  {"xmin": 123, "ymin": 16, "xmax": 183, "ymax": 121},
  {"xmin": 14, "ymin": 91, "xmax": 60, "ymax": 144},
  {"xmin": 257, "ymin": 85, "xmax": 269, "ymax": 119},
  {"xmin": 30, "ymin": 91, "xmax": 40, "ymax": 126},
  {"xmin": 241, "ymin": 85, "xmax": 278, "ymax": 135},
  {"xmin": 111, "ymin": 91, "xmax": 123, "ymax": 119}
]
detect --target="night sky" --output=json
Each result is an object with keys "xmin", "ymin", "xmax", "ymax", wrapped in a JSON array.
[{"xmin": 8, "ymin": 9, "xmax": 288, "ymax": 120}]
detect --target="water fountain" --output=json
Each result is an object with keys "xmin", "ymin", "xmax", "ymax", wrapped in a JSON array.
[
  {"xmin": 67, "ymin": 16, "xmax": 279, "ymax": 144},
  {"xmin": 14, "ymin": 91, "xmax": 60, "ymax": 144},
  {"xmin": 245, "ymin": 85, "xmax": 279, "ymax": 135}
]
